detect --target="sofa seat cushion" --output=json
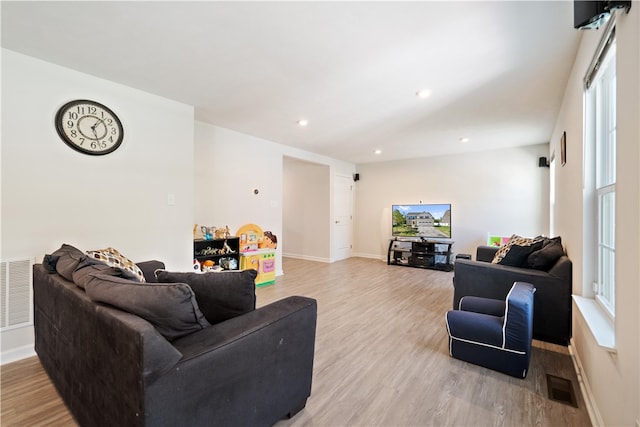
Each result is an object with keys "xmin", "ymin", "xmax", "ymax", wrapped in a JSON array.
[
  {"xmin": 84, "ymin": 273, "xmax": 211, "ymax": 341},
  {"xmin": 155, "ymin": 269, "xmax": 257, "ymax": 325}
]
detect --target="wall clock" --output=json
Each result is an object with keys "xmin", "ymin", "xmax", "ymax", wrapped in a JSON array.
[{"xmin": 55, "ymin": 99, "xmax": 124, "ymax": 155}]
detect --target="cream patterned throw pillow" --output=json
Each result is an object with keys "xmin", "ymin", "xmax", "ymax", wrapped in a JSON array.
[{"xmin": 86, "ymin": 247, "xmax": 146, "ymax": 283}]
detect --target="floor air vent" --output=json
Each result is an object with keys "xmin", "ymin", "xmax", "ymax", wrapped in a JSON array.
[
  {"xmin": 546, "ymin": 374, "xmax": 578, "ymax": 408},
  {"xmin": 1, "ymin": 258, "xmax": 34, "ymax": 330}
]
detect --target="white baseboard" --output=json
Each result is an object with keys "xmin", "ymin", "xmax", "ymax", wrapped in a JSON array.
[
  {"xmin": 569, "ymin": 338, "xmax": 604, "ymax": 426},
  {"xmin": 352, "ymin": 252, "xmax": 385, "ymax": 261},
  {"xmin": 1, "ymin": 344, "xmax": 35, "ymax": 365},
  {"xmin": 282, "ymin": 253, "xmax": 331, "ymax": 263}
]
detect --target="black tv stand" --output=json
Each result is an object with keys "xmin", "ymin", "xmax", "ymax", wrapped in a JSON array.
[{"xmin": 387, "ymin": 238, "xmax": 453, "ymax": 271}]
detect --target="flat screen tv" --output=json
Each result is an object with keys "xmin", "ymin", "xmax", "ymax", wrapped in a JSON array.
[{"xmin": 392, "ymin": 203, "xmax": 451, "ymax": 239}]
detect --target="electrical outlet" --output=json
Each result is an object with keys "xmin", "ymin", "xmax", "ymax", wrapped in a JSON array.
[{"xmin": 167, "ymin": 194, "xmax": 175, "ymax": 206}]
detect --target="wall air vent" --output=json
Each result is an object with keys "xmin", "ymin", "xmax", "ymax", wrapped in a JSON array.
[{"xmin": 1, "ymin": 258, "xmax": 34, "ymax": 330}]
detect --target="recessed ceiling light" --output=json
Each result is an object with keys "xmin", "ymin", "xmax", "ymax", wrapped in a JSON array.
[
  {"xmin": 374, "ymin": 149, "xmax": 382, "ymax": 155},
  {"xmin": 459, "ymin": 137, "xmax": 470, "ymax": 143},
  {"xmin": 297, "ymin": 119, "xmax": 309, "ymax": 127},
  {"xmin": 416, "ymin": 89, "xmax": 432, "ymax": 98}
]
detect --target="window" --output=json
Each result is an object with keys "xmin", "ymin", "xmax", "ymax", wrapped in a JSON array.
[{"xmin": 585, "ymin": 25, "xmax": 616, "ymax": 317}]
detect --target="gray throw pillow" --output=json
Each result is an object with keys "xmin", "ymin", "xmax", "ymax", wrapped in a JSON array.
[
  {"xmin": 72, "ymin": 260, "xmax": 123, "ymax": 289},
  {"xmin": 526, "ymin": 237, "xmax": 565, "ymax": 271},
  {"xmin": 155, "ymin": 269, "xmax": 257, "ymax": 325},
  {"xmin": 499, "ymin": 240, "xmax": 544, "ymax": 267},
  {"xmin": 45, "ymin": 244, "xmax": 88, "ymax": 281},
  {"xmin": 84, "ymin": 273, "xmax": 211, "ymax": 341}
]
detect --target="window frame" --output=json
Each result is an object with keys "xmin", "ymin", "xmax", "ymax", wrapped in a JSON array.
[{"xmin": 584, "ymin": 24, "xmax": 617, "ymax": 319}]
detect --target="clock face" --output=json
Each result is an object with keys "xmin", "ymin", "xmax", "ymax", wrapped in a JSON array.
[{"xmin": 55, "ymin": 100, "xmax": 124, "ymax": 155}]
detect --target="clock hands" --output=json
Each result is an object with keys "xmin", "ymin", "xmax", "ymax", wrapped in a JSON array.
[
  {"xmin": 90, "ymin": 126, "xmax": 100, "ymax": 142},
  {"xmin": 90, "ymin": 117, "xmax": 106, "ymax": 140}
]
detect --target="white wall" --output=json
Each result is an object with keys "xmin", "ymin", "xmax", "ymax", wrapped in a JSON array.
[
  {"xmin": 551, "ymin": 8, "xmax": 639, "ymax": 426},
  {"xmin": 354, "ymin": 144, "xmax": 550, "ymax": 259},
  {"xmin": 193, "ymin": 121, "xmax": 355, "ymax": 273},
  {"xmin": 283, "ymin": 157, "xmax": 331, "ymax": 261},
  {"xmin": 1, "ymin": 49, "xmax": 195, "ymax": 362}
]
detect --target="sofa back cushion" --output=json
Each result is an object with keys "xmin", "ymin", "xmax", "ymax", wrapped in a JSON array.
[
  {"xmin": 44, "ymin": 244, "xmax": 141, "ymax": 288},
  {"xmin": 72, "ymin": 259, "xmax": 122, "ymax": 289},
  {"xmin": 526, "ymin": 237, "xmax": 565, "ymax": 271},
  {"xmin": 84, "ymin": 273, "xmax": 211, "ymax": 341},
  {"xmin": 491, "ymin": 235, "xmax": 565, "ymax": 272},
  {"xmin": 155, "ymin": 270, "xmax": 257, "ymax": 325}
]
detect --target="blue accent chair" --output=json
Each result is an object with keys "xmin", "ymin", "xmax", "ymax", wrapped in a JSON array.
[{"xmin": 445, "ymin": 281, "xmax": 536, "ymax": 378}]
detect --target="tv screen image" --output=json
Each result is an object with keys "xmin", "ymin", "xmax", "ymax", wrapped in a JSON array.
[{"xmin": 392, "ymin": 204, "xmax": 451, "ymax": 239}]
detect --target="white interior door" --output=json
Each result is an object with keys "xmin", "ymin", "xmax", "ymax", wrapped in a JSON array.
[{"xmin": 334, "ymin": 174, "xmax": 353, "ymax": 261}]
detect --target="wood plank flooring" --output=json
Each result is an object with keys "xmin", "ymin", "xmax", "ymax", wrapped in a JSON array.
[{"xmin": 1, "ymin": 257, "xmax": 591, "ymax": 426}]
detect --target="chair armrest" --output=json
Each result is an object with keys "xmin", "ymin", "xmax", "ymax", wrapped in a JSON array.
[
  {"xmin": 459, "ymin": 296, "xmax": 505, "ymax": 316},
  {"xmin": 446, "ymin": 310, "xmax": 503, "ymax": 347}
]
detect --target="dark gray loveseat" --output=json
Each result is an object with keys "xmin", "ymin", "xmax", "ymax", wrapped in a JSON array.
[
  {"xmin": 33, "ymin": 244, "xmax": 317, "ymax": 427},
  {"xmin": 453, "ymin": 242, "xmax": 572, "ymax": 346}
]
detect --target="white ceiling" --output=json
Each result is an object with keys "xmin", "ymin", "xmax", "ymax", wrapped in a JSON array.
[{"xmin": 1, "ymin": 1, "xmax": 581, "ymax": 164}]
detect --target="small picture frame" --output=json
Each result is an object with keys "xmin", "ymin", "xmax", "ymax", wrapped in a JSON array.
[{"xmin": 560, "ymin": 131, "xmax": 567, "ymax": 166}]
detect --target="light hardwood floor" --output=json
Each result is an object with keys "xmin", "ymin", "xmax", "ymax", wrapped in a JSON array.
[{"xmin": 1, "ymin": 257, "xmax": 591, "ymax": 426}]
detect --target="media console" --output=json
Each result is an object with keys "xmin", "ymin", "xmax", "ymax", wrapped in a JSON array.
[{"xmin": 387, "ymin": 238, "xmax": 453, "ymax": 271}]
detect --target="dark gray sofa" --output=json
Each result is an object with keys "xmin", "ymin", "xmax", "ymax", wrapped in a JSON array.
[
  {"xmin": 453, "ymin": 244, "xmax": 572, "ymax": 346},
  {"xmin": 33, "ymin": 249, "xmax": 317, "ymax": 427}
]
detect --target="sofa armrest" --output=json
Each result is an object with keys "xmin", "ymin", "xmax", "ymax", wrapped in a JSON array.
[
  {"xmin": 33, "ymin": 264, "xmax": 183, "ymax": 427},
  {"xmin": 136, "ymin": 260, "xmax": 165, "ymax": 283},
  {"xmin": 170, "ymin": 295, "xmax": 316, "ymax": 360},
  {"xmin": 145, "ymin": 295, "xmax": 318, "ymax": 427},
  {"xmin": 548, "ymin": 255, "xmax": 572, "ymax": 283},
  {"xmin": 476, "ymin": 245, "xmax": 499, "ymax": 262}
]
